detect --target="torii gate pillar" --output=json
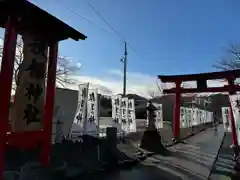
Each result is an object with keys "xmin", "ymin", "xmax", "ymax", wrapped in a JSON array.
[{"xmin": 173, "ymin": 80, "xmax": 181, "ymax": 141}]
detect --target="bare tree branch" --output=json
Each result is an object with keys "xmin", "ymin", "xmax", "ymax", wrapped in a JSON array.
[
  {"xmin": 213, "ymin": 44, "xmax": 240, "ymax": 71},
  {"xmin": 213, "ymin": 44, "xmax": 240, "ymax": 85},
  {"xmin": 147, "ymin": 79, "xmax": 164, "ymax": 98}
]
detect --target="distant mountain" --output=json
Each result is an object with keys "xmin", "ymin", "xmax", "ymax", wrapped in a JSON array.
[
  {"xmin": 126, "ymin": 94, "xmax": 148, "ymax": 102},
  {"xmin": 116, "ymin": 93, "xmax": 148, "ymax": 103}
]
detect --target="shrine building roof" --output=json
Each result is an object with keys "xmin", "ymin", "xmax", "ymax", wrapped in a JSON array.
[{"xmin": 0, "ymin": 0, "xmax": 87, "ymax": 42}]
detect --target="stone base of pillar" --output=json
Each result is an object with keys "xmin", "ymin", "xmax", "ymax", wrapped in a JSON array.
[{"xmin": 140, "ymin": 128, "xmax": 166, "ymax": 154}]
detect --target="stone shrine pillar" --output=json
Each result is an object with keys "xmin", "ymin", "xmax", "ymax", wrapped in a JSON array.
[
  {"xmin": 106, "ymin": 127, "xmax": 118, "ymax": 164},
  {"xmin": 140, "ymin": 101, "xmax": 166, "ymax": 153}
]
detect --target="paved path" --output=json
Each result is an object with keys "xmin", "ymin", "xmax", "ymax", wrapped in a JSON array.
[{"xmin": 98, "ymin": 125, "xmax": 225, "ymax": 180}]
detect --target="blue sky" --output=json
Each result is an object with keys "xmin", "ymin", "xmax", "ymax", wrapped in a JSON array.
[{"xmin": 1, "ymin": 0, "xmax": 240, "ymax": 97}]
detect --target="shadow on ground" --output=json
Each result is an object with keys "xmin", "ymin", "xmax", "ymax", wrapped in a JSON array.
[
  {"xmin": 3, "ymin": 136, "xmax": 140, "ymax": 180},
  {"xmin": 125, "ymin": 122, "xmax": 213, "ymax": 147}
]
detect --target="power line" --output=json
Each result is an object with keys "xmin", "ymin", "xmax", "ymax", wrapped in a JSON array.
[
  {"xmin": 84, "ymin": 0, "xmax": 146, "ymax": 61},
  {"xmin": 84, "ymin": 1, "xmax": 126, "ymax": 41},
  {"xmin": 56, "ymin": 0, "xmax": 146, "ymax": 61},
  {"xmin": 54, "ymin": 0, "xmax": 112, "ymax": 35}
]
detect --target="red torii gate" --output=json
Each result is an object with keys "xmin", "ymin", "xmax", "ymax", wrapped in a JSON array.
[
  {"xmin": 0, "ymin": 0, "xmax": 86, "ymax": 179},
  {"xmin": 158, "ymin": 70, "xmax": 240, "ymax": 146}
]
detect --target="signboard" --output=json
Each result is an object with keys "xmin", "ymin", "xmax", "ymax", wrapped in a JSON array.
[
  {"xmin": 85, "ymin": 88, "xmax": 99, "ymax": 136},
  {"xmin": 128, "ymin": 99, "xmax": 137, "ymax": 132},
  {"xmin": 121, "ymin": 97, "xmax": 129, "ymax": 133},
  {"xmin": 13, "ymin": 34, "xmax": 48, "ymax": 132},
  {"xmin": 229, "ymin": 94, "xmax": 240, "ymax": 144},
  {"xmin": 70, "ymin": 83, "xmax": 89, "ymax": 138},
  {"xmin": 153, "ymin": 103, "xmax": 163, "ymax": 129}
]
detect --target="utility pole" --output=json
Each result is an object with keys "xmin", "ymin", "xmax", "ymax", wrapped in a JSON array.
[{"xmin": 123, "ymin": 41, "xmax": 127, "ymax": 96}]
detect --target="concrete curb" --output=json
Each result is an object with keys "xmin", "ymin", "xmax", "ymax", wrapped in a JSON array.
[
  {"xmin": 207, "ymin": 131, "xmax": 227, "ymax": 179},
  {"xmin": 165, "ymin": 127, "xmax": 210, "ymax": 148}
]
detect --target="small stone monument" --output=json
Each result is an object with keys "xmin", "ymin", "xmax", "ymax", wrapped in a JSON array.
[
  {"xmin": 140, "ymin": 101, "xmax": 166, "ymax": 154},
  {"xmin": 105, "ymin": 127, "xmax": 118, "ymax": 165}
]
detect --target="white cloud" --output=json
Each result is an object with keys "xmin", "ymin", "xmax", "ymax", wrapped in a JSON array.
[
  {"xmin": 65, "ymin": 69, "xmax": 161, "ymax": 98},
  {"xmin": 0, "ymin": 37, "xmax": 236, "ymax": 98},
  {"xmin": 63, "ymin": 69, "xmax": 229, "ymax": 99}
]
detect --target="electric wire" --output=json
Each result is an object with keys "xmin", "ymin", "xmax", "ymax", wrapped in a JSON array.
[
  {"xmin": 54, "ymin": 0, "xmax": 112, "ymax": 36},
  {"xmin": 56, "ymin": 0, "xmax": 146, "ymax": 61},
  {"xmin": 84, "ymin": 0, "xmax": 146, "ymax": 61}
]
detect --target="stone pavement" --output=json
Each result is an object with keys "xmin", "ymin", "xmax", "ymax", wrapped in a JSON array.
[
  {"xmin": 209, "ymin": 132, "xmax": 240, "ymax": 180},
  {"xmin": 98, "ymin": 125, "xmax": 225, "ymax": 180}
]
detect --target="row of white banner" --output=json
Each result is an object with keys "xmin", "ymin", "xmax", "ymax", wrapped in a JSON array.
[
  {"xmin": 222, "ymin": 94, "xmax": 240, "ymax": 145},
  {"xmin": 70, "ymin": 83, "xmax": 100, "ymax": 139},
  {"xmin": 111, "ymin": 95, "xmax": 136, "ymax": 134},
  {"xmin": 180, "ymin": 107, "xmax": 214, "ymax": 128},
  {"xmin": 68, "ymin": 84, "xmax": 139, "ymax": 139}
]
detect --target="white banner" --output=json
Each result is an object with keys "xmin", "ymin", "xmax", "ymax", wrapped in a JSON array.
[
  {"xmin": 196, "ymin": 109, "xmax": 200, "ymax": 125},
  {"xmin": 208, "ymin": 111, "xmax": 214, "ymax": 123},
  {"xmin": 229, "ymin": 94, "xmax": 240, "ymax": 145},
  {"xmin": 85, "ymin": 88, "xmax": 99, "ymax": 136},
  {"xmin": 121, "ymin": 97, "xmax": 129, "ymax": 133},
  {"xmin": 70, "ymin": 83, "xmax": 89, "ymax": 138},
  {"xmin": 210, "ymin": 112, "xmax": 214, "ymax": 123},
  {"xmin": 204, "ymin": 110, "xmax": 207, "ymax": 124},
  {"xmin": 192, "ymin": 108, "xmax": 198, "ymax": 126},
  {"xmin": 221, "ymin": 107, "xmax": 231, "ymax": 132},
  {"xmin": 199, "ymin": 109, "xmax": 204, "ymax": 124},
  {"xmin": 186, "ymin": 108, "xmax": 192, "ymax": 127},
  {"xmin": 153, "ymin": 103, "xmax": 163, "ymax": 129},
  {"xmin": 128, "ymin": 99, "xmax": 137, "ymax": 132},
  {"xmin": 112, "ymin": 95, "xmax": 122, "ymax": 125},
  {"xmin": 180, "ymin": 107, "xmax": 187, "ymax": 128},
  {"xmin": 206, "ymin": 111, "xmax": 209, "ymax": 123}
]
